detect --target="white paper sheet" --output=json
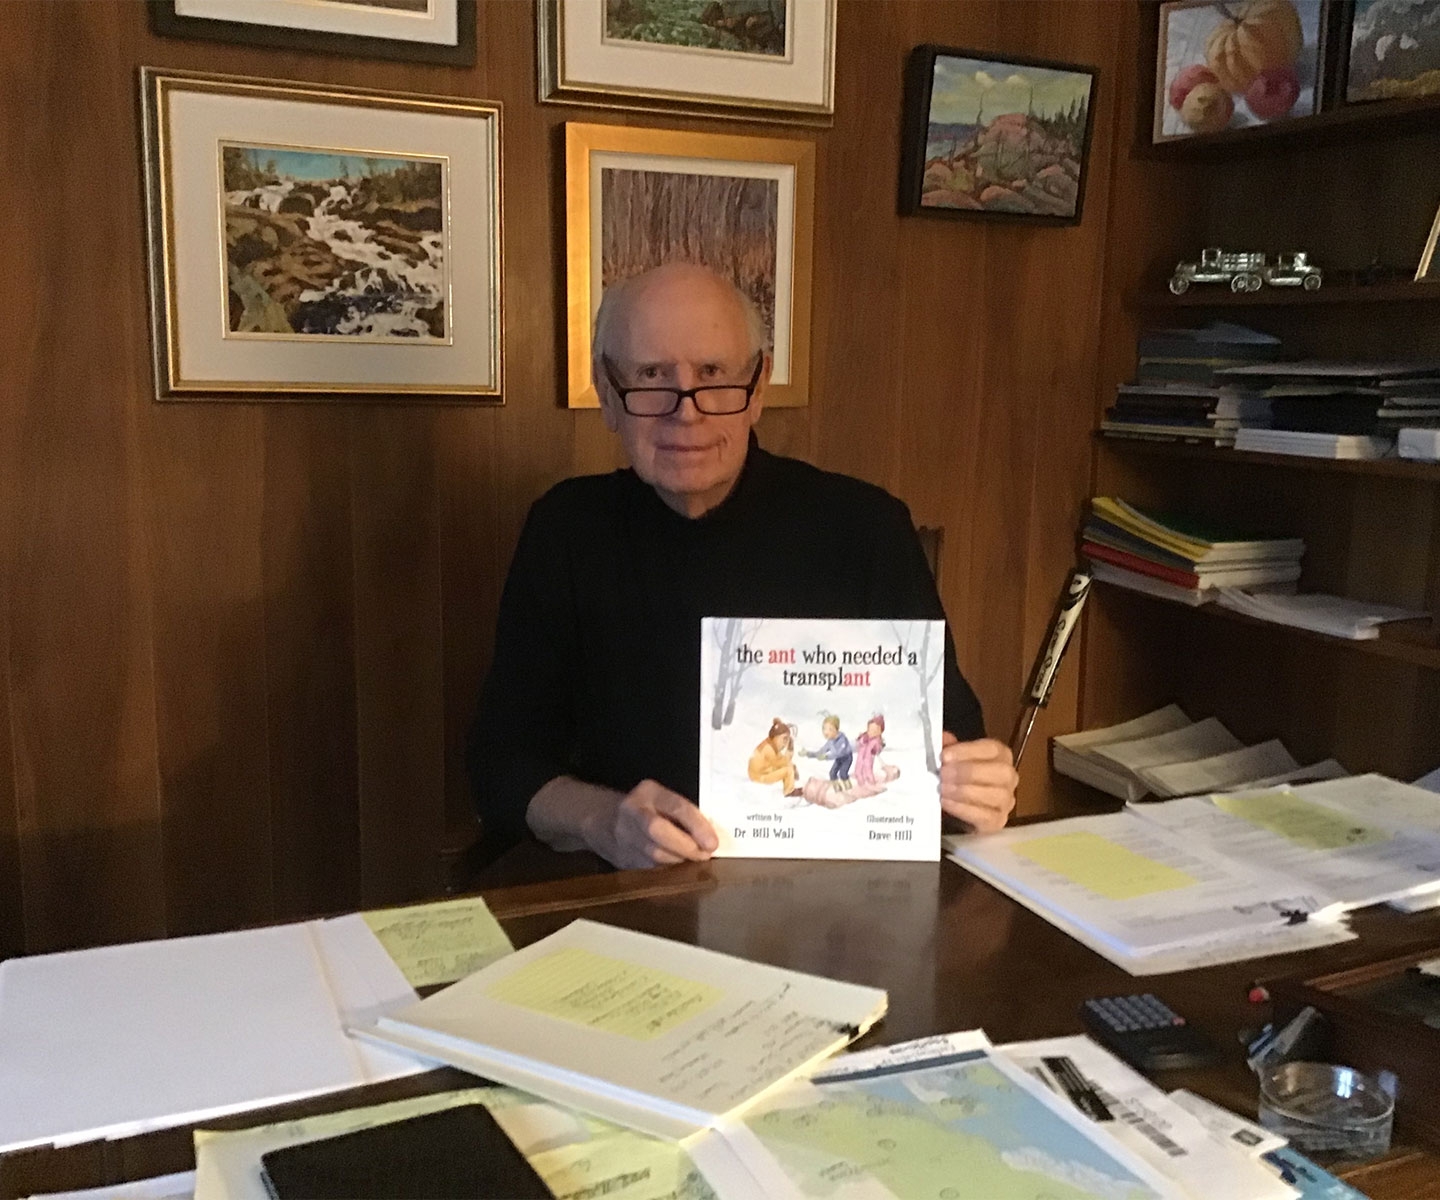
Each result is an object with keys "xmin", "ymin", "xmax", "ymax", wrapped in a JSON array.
[
  {"xmin": 1133, "ymin": 786, "xmax": 1440, "ymax": 910},
  {"xmin": 944, "ymin": 835, "xmax": 1355, "ymax": 975},
  {"xmin": 946, "ymin": 812, "xmax": 1333, "ymax": 959},
  {"xmin": 695, "ymin": 1031, "xmax": 1185, "ymax": 1200},
  {"xmin": 26, "ymin": 1174, "xmax": 196, "ymax": 1200},
  {"xmin": 0, "ymin": 921, "xmax": 423, "ymax": 1154},
  {"xmin": 1090, "ymin": 718, "xmax": 1243, "ymax": 777},
  {"xmin": 353, "ymin": 918, "xmax": 886, "ymax": 1141},
  {"xmin": 1138, "ymin": 741, "xmax": 1299, "ymax": 799},
  {"xmin": 1168, "ymin": 1089, "xmax": 1287, "ymax": 1159},
  {"xmin": 1002, "ymin": 1037, "xmax": 1296, "ymax": 1200}
]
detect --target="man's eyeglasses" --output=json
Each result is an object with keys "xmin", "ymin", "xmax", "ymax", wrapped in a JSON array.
[{"xmin": 602, "ymin": 354, "xmax": 764, "ymax": 417}]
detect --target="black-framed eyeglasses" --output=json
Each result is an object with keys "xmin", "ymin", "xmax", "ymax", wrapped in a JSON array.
[{"xmin": 601, "ymin": 353, "xmax": 764, "ymax": 417}]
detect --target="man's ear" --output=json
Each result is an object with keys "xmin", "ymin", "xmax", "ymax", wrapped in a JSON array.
[{"xmin": 747, "ymin": 351, "xmax": 772, "ymax": 428}]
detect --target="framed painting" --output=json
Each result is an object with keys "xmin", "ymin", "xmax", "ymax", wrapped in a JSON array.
[
  {"xmin": 899, "ymin": 45, "xmax": 1097, "ymax": 223},
  {"xmin": 148, "ymin": 0, "xmax": 477, "ymax": 66},
  {"xmin": 539, "ymin": 0, "xmax": 835, "ymax": 123},
  {"xmin": 1153, "ymin": 0, "xmax": 1327, "ymax": 141},
  {"xmin": 141, "ymin": 68, "xmax": 502, "ymax": 401},
  {"xmin": 565, "ymin": 123, "xmax": 814, "ymax": 408},
  {"xmin": 1339, "ymin": 0, "xmax": 1440, "ymax": 104}
]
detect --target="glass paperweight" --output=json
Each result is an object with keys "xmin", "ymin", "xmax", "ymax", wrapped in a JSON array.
[{"xmin": 1258, "ymin": 1061, "xmax": 1394, "ymax": 1161}]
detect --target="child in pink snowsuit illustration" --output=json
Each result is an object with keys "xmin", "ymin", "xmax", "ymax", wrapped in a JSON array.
[{"xmin": 852, "ymin": 714, "xmax": 886, "ymax": 787}]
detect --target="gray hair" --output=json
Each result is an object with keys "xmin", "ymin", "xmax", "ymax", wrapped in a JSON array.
[{"xmin": 591, "ymin": 267, "xmax": 770, "ymax": 385}]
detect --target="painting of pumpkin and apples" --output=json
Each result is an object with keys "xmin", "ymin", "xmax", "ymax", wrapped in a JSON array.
[{"xmin": 1155, "ymin": 0, "xmax": 1325, "ymax": 140}]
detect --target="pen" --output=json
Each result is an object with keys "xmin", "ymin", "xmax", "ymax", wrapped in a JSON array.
[{"xmin": 1011, "ymin": 569, "xmax": 1093, "ymax": 766}]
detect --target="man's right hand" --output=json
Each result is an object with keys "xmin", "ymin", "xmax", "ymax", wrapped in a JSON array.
[{"xmin": 596, "ymin": 780, "xmax": 718, "ymax": 869}]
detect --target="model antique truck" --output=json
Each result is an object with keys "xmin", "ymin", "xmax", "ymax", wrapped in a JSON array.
[
  {"xmin": 1169, "ymin": 248, "xmax": 1265, "ymax": 293},
  {"xmin": 1262, "ymin": 251, "xmax": 1323, "ymax": 289}
]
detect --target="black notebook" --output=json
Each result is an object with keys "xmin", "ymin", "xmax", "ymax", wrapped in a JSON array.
[{"xmin": 258, "ymin": 1104, "xmax": 552, "ymax": 1200}]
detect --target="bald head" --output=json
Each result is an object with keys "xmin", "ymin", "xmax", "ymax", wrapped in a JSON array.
[
  {"xmin": 591, "ymin": 262, "xmax": 770, "ymax": 520},
  {"xmin": 592, "ymin": 264, "xmax": 768, "ymax": 379}
]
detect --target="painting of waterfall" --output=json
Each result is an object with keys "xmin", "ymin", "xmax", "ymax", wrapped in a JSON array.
[{"xmin": 221, "ymin": 144, "xmax": 447, "ymax": 342}]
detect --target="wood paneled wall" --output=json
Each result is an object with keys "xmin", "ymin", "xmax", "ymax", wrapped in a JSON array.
[{"xmin": 0, "ymin": 0, "xmax": 1128, "ymax": 956}]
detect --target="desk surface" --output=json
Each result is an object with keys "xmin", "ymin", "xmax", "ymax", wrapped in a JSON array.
[{"xmin": 6, "ymin": 855, "xmax": 1440, "ymax": 1200}]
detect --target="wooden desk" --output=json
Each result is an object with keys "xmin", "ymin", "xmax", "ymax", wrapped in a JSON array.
[{"xmin": 6, "ymin": 857, "xmax": 1440, "ymax": 1200}]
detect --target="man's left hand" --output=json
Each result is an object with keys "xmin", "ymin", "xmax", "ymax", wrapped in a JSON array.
[{"xmin": 939, "ymin": 734, "xmax": 1018, "ymax": 833}]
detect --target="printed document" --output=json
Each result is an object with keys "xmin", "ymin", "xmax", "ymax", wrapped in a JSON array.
[
  {"xmin": 690, "ymin": 1031, "xmax": 1182, "ymax": 1200},
  {"xmin": 352, "ymin": 918, "xmax": 886, "ymax": 1140},
  {"xmin": 947, "ymin": 812, "xmax": 1333, "ymax": 958}
]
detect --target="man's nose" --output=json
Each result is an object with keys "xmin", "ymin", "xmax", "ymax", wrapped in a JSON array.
[{"xmin": 669, "ymin": 392, "xmax": 705, "ymax": 423}]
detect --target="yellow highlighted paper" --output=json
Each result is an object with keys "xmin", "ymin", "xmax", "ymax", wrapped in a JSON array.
[
  {"xmin": 486, "ymin": 947, "xmax": 723, "ymax": 1041},
  {"xmin": 1213, "ymin": 790, "xmax": 1390, "ymax": 853},
  {"xmin": 1014, "ymin": 832, "xmax": 1199, "ymax": 900},
  {"xmin": 362, "ymin": 895, "xmax": 514, "ymax": 988}
]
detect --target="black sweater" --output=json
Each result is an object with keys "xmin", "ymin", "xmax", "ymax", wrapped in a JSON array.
[{"xmin": 468, "ymin": 443, "xmax": 985, "ymax": 853}]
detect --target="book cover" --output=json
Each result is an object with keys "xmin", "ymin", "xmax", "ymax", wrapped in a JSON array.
[{"xmin": 699, "ymin": 618, "xmax": 943, "ymax": 861}]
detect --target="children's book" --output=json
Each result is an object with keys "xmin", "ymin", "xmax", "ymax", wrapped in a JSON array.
[{"xmin": 699, "ymin": 617, "xmax": 944, "ymax": 861}]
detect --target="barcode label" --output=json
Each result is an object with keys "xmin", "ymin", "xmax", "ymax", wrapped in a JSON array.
[{"xmin": 1093, "ymin": 1087, "xmax": 1187, "ymax": 1159}]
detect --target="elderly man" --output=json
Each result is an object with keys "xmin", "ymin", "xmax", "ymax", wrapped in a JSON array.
[{"xmin": 468, "ymin": 263, "xmax": 1017, "ymax": 869}]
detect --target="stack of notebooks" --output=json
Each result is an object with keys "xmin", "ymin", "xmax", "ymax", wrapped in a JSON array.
[
  {"xmin": 949, "ymin": 770, "xmax": 1440, "ymax": 975},
  {"xmin": 1218, "ymin": 360, "xmax": 1440, "ymax": 459},
  {"xmin": 1082, "ymin": 497, "xmax": 1304, "ymax": 606},
  {"xmin": 1101, "ymin": 322, "xmax": 1279, "ymax": 446},
  {"xmin": 1052, "ymin": 705, "xmax": 1345, "ymax": 804}
]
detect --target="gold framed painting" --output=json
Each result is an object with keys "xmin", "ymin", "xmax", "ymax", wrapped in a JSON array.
[
  {"xmin": 141, "ymin": 68, "xmax": 502, "ymax": 401},
  {"xmin": 540, "ymin": 0, "xmax": 836, "ymax": 123},
  {"xmin": 564, "ymin": 122, "xmax": 815, "ymax": 409}
]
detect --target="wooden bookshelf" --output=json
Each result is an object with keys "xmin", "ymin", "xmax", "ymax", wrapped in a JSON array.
[
  {"xmin": 1097, "ymin": 436, "xmax": 1440, "ymax": 483},
  {"xmin": 1070, "ymin": 1, "xmax": 1440, "ymax": 794},
  {"xmin": 1142, "ymin": 94, "xmax": 1440, "ymax": 160},
  {"xmin": 1090, "ymin": 580, "xmax": 1440, "ymax": 672},
  {"xmin": 1128, "ymin": 282, "xmax": 1440, "ymax": 310}
]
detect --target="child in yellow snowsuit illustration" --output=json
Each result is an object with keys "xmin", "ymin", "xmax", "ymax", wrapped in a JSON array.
[{"xmin": 748, "ymin": 718, "xmax": 800, "ymax": 796}]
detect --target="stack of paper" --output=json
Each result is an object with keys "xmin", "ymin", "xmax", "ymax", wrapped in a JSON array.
[
  {"xmin": 1053, "ymin": 705, "xmax": 1345, "ymax": 802},
  {"xmin": 1002, "ymin": 1036, "xmax": 1297, "ymax": 1200},
  {"xmin": 0, "ymin": 916, "xmax": 425, "ymax": 1155},
  {"xmin": 1083, "ymin": 498, "xmax": 1304, "ymax": 606},
  {"xmin": 690, "ymin": 1031, "xmax": 1185, "ymax": 1200},
  {"xmin": 1214, "ymin": 589, "xmax": 1430, "ymax": 640},
  {"xmin": 950, "ymin": 774, "xmax": 1440, "ymax": 973},
  {"xmin": 1233, "ymin": 429, "xmax": 1393, "ymax": 459},
  {"xmin": 352, "ymin": 918, "xmax": 887, "ymax": 1141}
]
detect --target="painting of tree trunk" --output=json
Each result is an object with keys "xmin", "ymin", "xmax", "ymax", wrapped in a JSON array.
[{"xmin": 601, "ymin": 167, "xmax": 777, "ymax": 349}]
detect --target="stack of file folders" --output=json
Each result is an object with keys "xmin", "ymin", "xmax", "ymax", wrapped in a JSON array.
[
  {"xmin": 1083, "ymin": 497, "xmax": 1304, "ymax": 606},
  {"xmin": 1102, "ymin": 322, "xmax": 1278, "ymax": 446},
  {"xmin": 1218, "ymin": 360, "xmax": 1440, "ymax": 459}
]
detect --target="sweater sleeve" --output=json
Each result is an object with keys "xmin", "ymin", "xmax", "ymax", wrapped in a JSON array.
[
  {"xmin": 467, "ymin": 495, "xmax": 579, "ymax": 854},
  {"xmin": 866, "ymin": 495, "xmax": 986, "ymax": 743}
]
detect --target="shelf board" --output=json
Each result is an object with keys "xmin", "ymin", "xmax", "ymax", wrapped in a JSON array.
[
  {"xmin": 1129, "ymin": 282, "xmax": 1440, "ymax": 310},
  {"xmin": 1093, "ymin": 580, "xmax": 1440, "ymax": 671},
  {"xmin": 1097, "ymin": 435, "xmax": 1440, "ymax": 482},
  {"xmin": 1142, "ymin": 95, "xmax": 1440, "ymax": 159}
]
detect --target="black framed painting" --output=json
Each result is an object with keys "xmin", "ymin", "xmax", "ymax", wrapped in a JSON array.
[
  {"xmin": 899, "ymin": 44, "xmax": 1097, "ymax": 224},
  {"xmin": 148, "ymin": 0, "xmax": 477, "ymax": 67}
]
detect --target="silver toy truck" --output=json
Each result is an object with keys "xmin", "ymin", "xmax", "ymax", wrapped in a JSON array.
[{"xmin": 1169, "ymin": 248, "xmax": 1265, "ymax": 294}]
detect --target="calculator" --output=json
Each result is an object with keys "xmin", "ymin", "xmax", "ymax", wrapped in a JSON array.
[{"xmin": 1081, "ymin": 994, "xmax": 1222, "ymax": 1073}]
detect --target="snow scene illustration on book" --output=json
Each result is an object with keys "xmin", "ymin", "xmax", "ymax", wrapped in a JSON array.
[{"xmin": 699, "ymin": 617, "xmax": 943, "ymax": 861}]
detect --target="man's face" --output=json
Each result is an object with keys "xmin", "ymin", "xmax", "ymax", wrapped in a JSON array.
[{"xmin": 598, "ymin": 273, "xmax": 766, "ymax": 519}]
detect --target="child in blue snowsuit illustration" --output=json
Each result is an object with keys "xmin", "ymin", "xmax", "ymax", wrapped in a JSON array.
[{"xmin": 804, "ymin": 715, "xmax": 853, "ymax": 787}]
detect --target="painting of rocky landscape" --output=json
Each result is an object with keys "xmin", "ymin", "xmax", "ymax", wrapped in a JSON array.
[
  {"xmin": 1347, "ymin": 0, "xmax": 1440, "ymax": 101},
  {"xmin": 221, "ymin": 143, "xmax": 446, "ymax": 341},
  {"xmin": 910, "ymin": 51, "xmax": 1094, "ymax": 221}
]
